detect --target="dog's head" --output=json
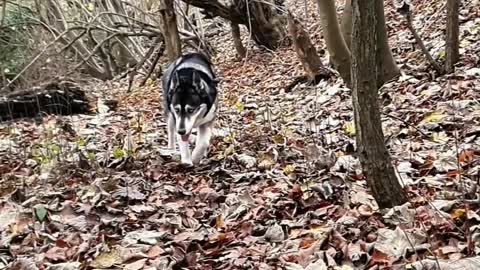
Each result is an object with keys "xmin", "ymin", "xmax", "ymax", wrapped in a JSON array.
[{"xmin": 168, "ymin": 70, "xmax": 209, "ymax": 141}]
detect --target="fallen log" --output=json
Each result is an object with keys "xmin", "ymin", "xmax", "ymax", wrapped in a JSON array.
[{"xmin": 0, "ymin": 79, "xmax": 92, "ymax": 121}]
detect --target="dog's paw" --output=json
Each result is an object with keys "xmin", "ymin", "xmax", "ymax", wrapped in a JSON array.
[
  {"xmin": 192, "ymin": 152, "xmax": 206, "ymax": 165},
  {"xmin": 180, "ymin": 159, "xmax": 194, "ymax": 166},
  {"xmin": 192, "ymin": 158, "xmax": 201, "ymax": 165}
]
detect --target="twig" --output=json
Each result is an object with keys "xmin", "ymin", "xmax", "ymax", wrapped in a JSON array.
[
  {"xmin": 381, "ymin": 112, "xmax": 429, "ymax": 138},
  {"xmin": 66, "ymin": 32, "xmax": 120, "ymax": 76},
  {"xmin": 1, "ymin": 0, "xmax": 6, "ymax": 27},
  {"xmin": 449, "ymin": 81, "xmax": 473, "ymax": 254},
  {"xmin": 0, "ymin": 26, "xmax": 88, "ymax": 91},
  {"xmin": 393, "ymin": 167, "xmax": 442, "ymax": 270},
  {"xmin": 399, "ymin": 8, "xmax": 445, "ymax": 74},
  {"xmin": 175, "ymin": 1, "xmax": 215, "ymax": 56},
  {"xmin": 125, "ymin": 36, "xmax": 162, "ymax": 92},
  {"xmin": 139, "ymin": 43, "xmax": 165, "ymax": 87},
  {"xmin": 304, "ymin": 0, "xmax": 308, "ymax": 20},
  {"xmin": 243, "ymin": 0, "xmax": 253, "ymax": 65}
]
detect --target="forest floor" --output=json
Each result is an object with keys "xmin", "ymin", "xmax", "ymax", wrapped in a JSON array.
[{"xmin": 1, "ymin": 0, "xmax": 480, "ymax": 269}]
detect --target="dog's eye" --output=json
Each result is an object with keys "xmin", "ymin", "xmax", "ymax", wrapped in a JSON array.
[
  {"xmin": 187, "ymin": 108, "xmax": 195, "ymax": 114},
  {"xmin": 174, "ymin": 108, "xmax": 180, "ymax": 113}
]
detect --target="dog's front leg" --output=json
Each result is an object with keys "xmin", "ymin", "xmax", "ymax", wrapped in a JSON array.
[
  {"xmin": 177, "ymin": 135, "xmax": 192, "ymax": 165},
  {"xmin": 167, "ymin": 114, "xmax": 176, "ymax": 149},
  {"xmin": 192, "ymin": 124, "xmax": 212, "ymax": 164}
]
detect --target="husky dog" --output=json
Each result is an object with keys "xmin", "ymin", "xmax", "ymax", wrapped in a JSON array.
[{"xmin": 162, "ymin": 53, "xmax": 219, "ymax": 165}]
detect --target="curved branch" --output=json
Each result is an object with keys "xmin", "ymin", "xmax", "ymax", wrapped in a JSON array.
[{"xmin": 180, "ymin": 0, "xmax": 244, "ymax": 24}]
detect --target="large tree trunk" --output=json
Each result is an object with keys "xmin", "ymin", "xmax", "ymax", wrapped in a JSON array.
[
  {"xmin": 316, "ymin": 0, "xmax": 351, "ymax": 86},
  {"xmin": 445, "ymin": 0, "xmax": 460, "ymax": 73},
  {"xmin": 159, "ymin": 0, "xmax": 182, "ymax": 61},
  {"xmin": 340, "ymin": 0, "xmax": 353, "ymax": 49},
  {"xmin": 374, "ymin": 0, "xmax": 400, "ymax": 85},
  {"xmin": 351, "ymin": 0, "xmax": 408, "ymax": 208},
  {"xmin": 236, "ymin": 0, "xmax": 287, "ymax": 50},
  {"xmin": 340, "ymin": 0, "xmax": 400, "ymax": 86}
]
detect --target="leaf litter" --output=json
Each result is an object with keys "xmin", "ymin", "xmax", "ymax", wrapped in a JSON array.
[{"xmin": 1, "ymin": 0, "xmax": 480, "ymax": 269}]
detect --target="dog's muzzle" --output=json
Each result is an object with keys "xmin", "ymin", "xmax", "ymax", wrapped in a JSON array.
[{"xmin": 177, "ymin": 128, "xmax": 190, "ymax": 142}]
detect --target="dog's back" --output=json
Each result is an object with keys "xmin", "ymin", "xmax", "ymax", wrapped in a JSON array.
[{"xmin": 162, "ymin": 53, "xmax": 215, "ymax": 94}]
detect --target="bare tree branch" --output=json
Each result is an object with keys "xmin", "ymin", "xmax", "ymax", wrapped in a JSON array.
[
  {"xmin": 397, "ymin": 3, "xmax": 445, "ymax": 75},
  {"xmin": 1, "ymin": 0, "xmax": 7, "ymax": 27}
]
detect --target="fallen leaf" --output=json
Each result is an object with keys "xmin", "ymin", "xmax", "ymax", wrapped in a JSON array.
[
  {"xmin": 45, "ymin": 246, "xmax": 67, "ymax": 262},
  {"xmin": 375, "ymin": 227, "xmax": 426, "ymax": 258},
  {"xmin": 91, "ymin": 248, "xmax": 121, "ymax": 268},
  {"xmin": 124, "ymin": 258, "xmax": 147, "ymax": 270},
  {"xmin": 34, "ymin": 204, "xmax": 48, "ymax": 222},
  {"xmin": 264, "ymin": 223, "xmax": 284, "ymax": 242}
]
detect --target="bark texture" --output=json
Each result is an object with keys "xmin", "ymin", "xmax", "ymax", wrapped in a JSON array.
[
  {"xmin": 182, "ymin": 0, "xmax": 287, "ymax": 50},
  {"xmin": 316, "ymin": 0, "xmax": 351, "ymax": 86},
  {"xmin": 351, "ymin": 0, "xmax": 408, "ymax": 208},
  {"xmin": 340, "ymin": 0, "xmax": 400, "ymax": 86},
  {"xmin": 287, "ymin": 13, "xmax": 326, "ymax": 80},
  {"xmin": 236, "ymin": 0, "xmax": 287, "ymax": 50},
  {"xmin": 404, "ymin": 11, "xmax": 445, "ymax": 74},
  {"xmin": 160, "ymin": 0, "xmax": 182, "ymax": 61},
  {"xmin": 374, "ymin": 0, "xmax": 400, "ymax": 85},
  {"xmin": 340, "ymin": 0, "xmax": 353, "ymax": 49},
  {"xmin": 0, "ymin": 79, "xmax": 91, "ymax": 121},
  {"xmin": 231, "ymin": 22, "xmax": 246, "ymax": 59},
  {"xmin": 445, "ymin": 0, "xmax": 460, "ymax": 73}
]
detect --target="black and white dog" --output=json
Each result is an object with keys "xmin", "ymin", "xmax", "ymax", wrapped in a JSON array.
[{"xmin": 162, "ymin": 53, "xmax": 219, "ymax": 165}]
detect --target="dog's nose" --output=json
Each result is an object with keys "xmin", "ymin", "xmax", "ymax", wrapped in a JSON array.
[{"xmin": 178, "ymin": 129, "xmax": 186, "ymax": 135}]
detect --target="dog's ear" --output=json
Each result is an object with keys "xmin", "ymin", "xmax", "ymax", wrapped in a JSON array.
[
  {"xmin": 171, "ymin": 72, "xmax": 180, "ymax": 89},
  {"xmin": 192, "ymin": 70, "xmax": 201, "ymax": 87}
]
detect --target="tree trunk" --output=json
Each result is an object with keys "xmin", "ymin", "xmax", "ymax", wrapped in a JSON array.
[
  {"xmin": 316, "ymin": 0, "xmax": 351, "ymax": 86},
  {"xmin": 159, "ymin": 0, "xmax": 182, "ymax": 61},
  {"xmin": 231, "ymin": 22, "xmax": 246, "ymax": 59},
  {"xmin": 375, "ymin": 0, "xmax": 400, "ymax": 86},
  {"xmin": 340, "ymin": 0, "xmax": 353, "ymax": 49},
  {"xmin": 233, "ymin": 0, "xmax": 287, "ymax": 50},
  {"xmin": 351, "ymin": 0, "xmax": 408, "ymax": 208},
  {"xmin": 445, "ymin": 0, "xmax": 460, "ymax": 73},
  {"xmin": 287, "ymin": 13, "xmax": 326, "ymax": 80},
  {"xmin": 340, "ymin": 0, "xmax": 400, "ymax": 86},
  {"xmin": 181, "ymin": 0, "xmax": 287, "ymax": 50}
]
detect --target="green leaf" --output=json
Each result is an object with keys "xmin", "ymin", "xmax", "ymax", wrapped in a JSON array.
[
  {"xmin": 49, "ymin": 144, "xmax": 61, "ymax": 154},
  {"xmin": 344, "ymin": 121, "xmax": 356, "ymax": 136},
  {"xmin": 87, "ymin": 151, "xmax": 96, "ymax": 161},
  {"xmin": 87, "ymin": 3, "xmax": 95, "ymax": 11},
  {"xmin": 438, "ymin": 50, "xmax": 446, "ymax": 60},
  {"xmin": 77, "ymin": 138, "xmax": 87, "ymax": 147},
  {"xmin": 235, "ymin": 101, "xmax": 245, "ymax": 112},
  {"xmin": 34, "ymin": 205, "xmax": 48, "ymax": 222},
  {"xmin": 113, "ymin": 148, "xmax": 125, "ymax": 159}
]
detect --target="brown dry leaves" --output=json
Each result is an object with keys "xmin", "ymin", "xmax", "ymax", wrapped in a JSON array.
[{"xmin": 1, "ymin": 0, "xmax": 480, "ymax": 269}]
